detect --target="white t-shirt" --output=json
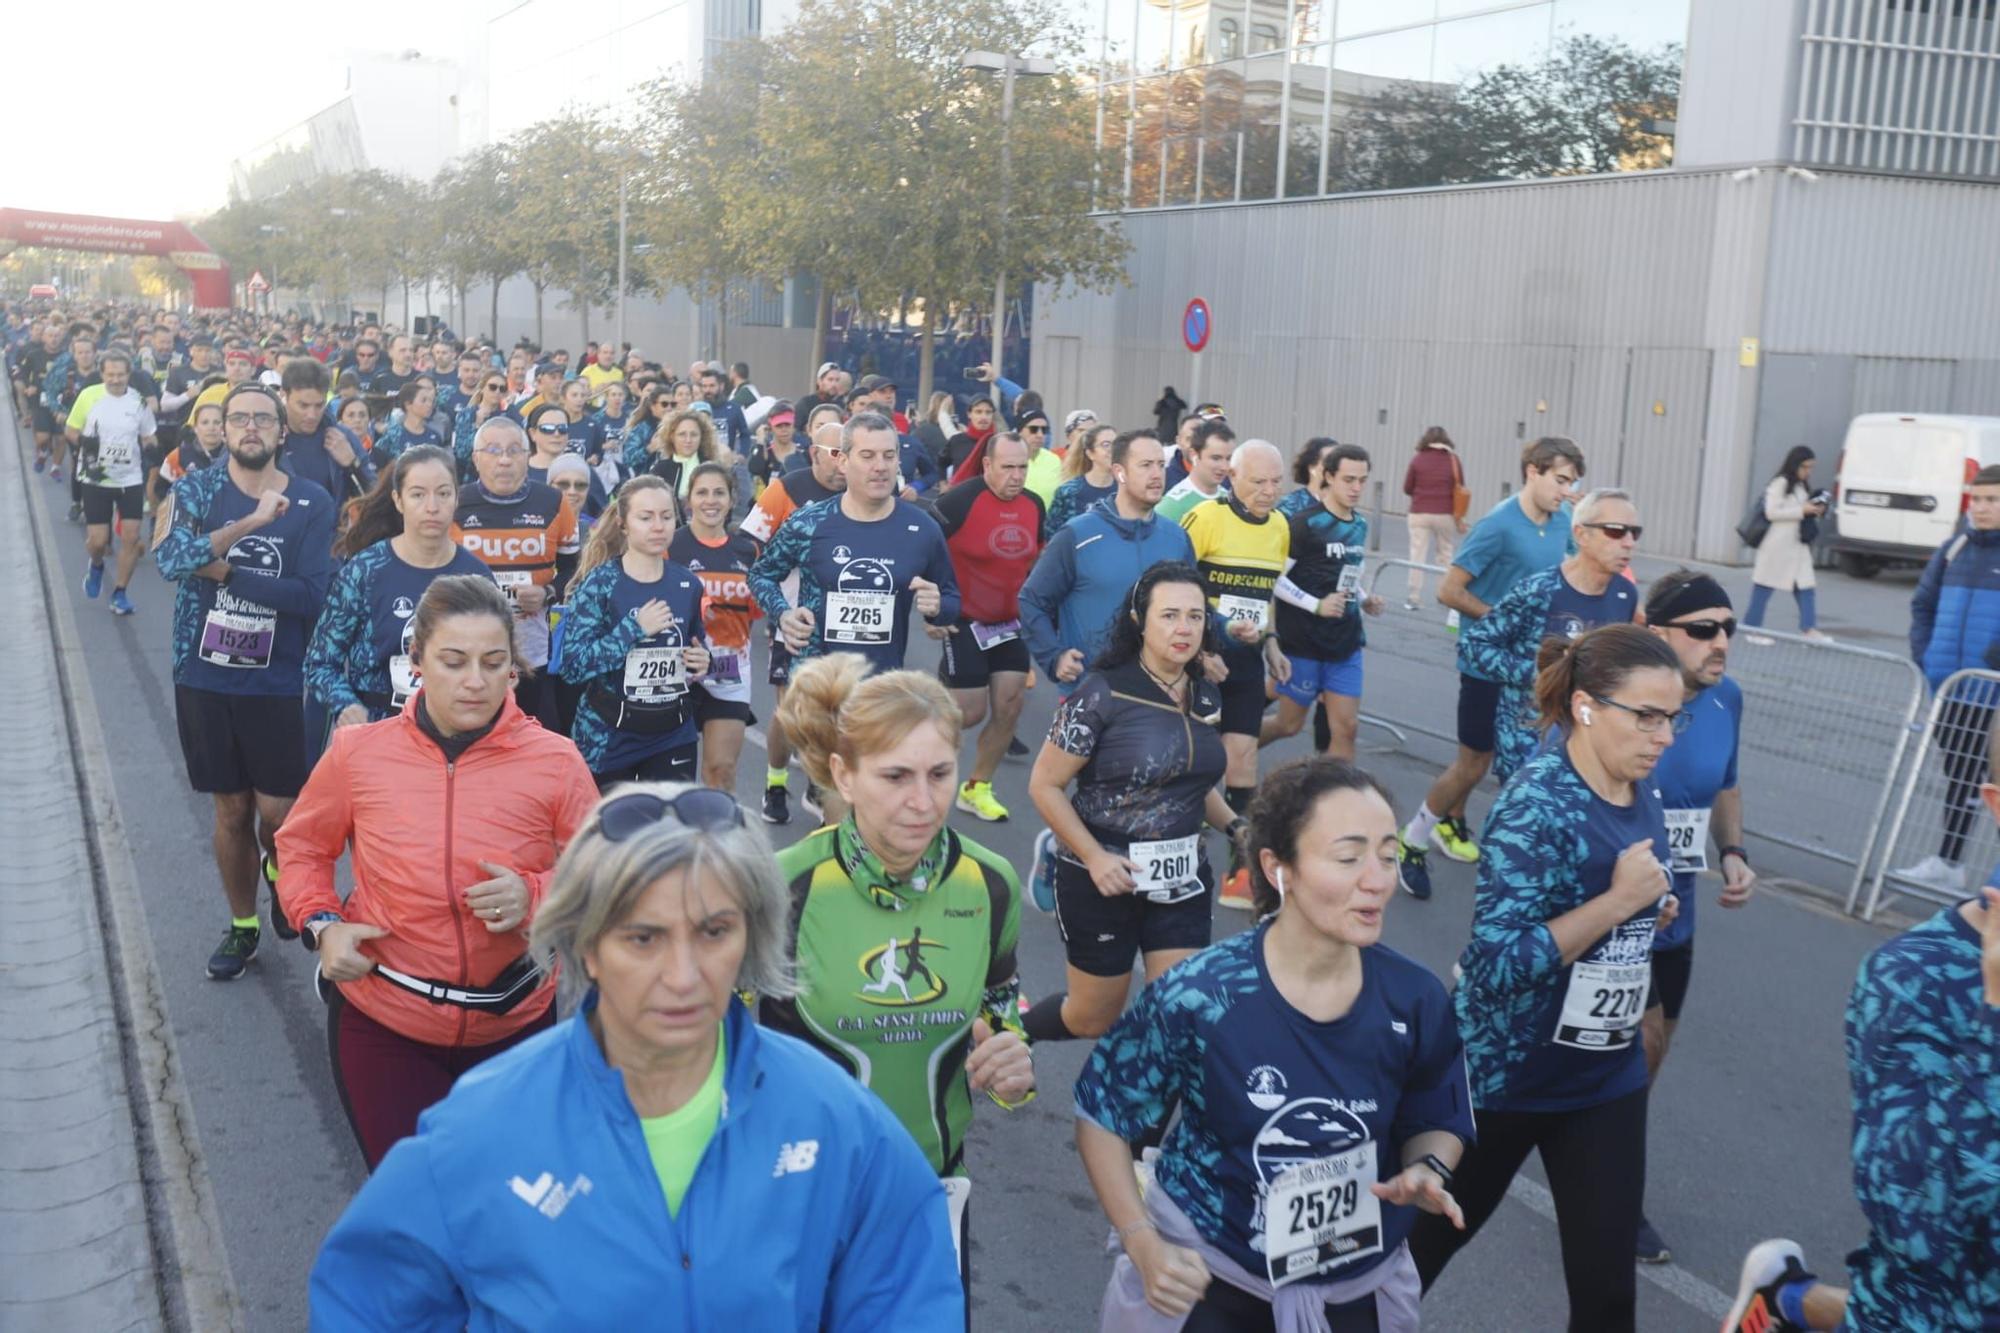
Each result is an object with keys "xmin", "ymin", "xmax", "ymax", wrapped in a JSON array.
[{"xmin": 80, "ymin": 390, "xmax": 156, "ymax": 489}]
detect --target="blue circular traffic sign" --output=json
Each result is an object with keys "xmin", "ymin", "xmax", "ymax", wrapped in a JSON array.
[{"xmin": 1182, "ymin": 298, "xmax": 1211, "ymax": 353}]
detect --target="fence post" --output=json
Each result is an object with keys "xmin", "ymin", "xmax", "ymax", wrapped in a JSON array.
[{"xmin": 1369, "ymin": 480, "xmax": 1384, "ymax": 552}]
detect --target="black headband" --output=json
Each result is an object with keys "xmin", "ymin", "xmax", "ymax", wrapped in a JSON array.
[{"xmin": 1646, "ymin": 573, "xmax": 1732, "ymax": 625}]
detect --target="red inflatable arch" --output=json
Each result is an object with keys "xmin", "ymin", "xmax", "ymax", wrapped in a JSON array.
[{"xmin": 0, "ymin": 208, "xmax": 233, "ymax": 310}]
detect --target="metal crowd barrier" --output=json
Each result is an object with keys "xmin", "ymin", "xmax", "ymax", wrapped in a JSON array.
[
  {"xmin": 1353, "ymin": 558, "xmax": 1929, "ymax": 911},
  {"xmin": 1859, "ymin": 667, "xmax": 2000, "ymax": 921}
]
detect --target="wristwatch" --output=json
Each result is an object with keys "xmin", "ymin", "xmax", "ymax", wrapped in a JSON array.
[
  {"xmin": 301, "ymin": 912, "xmax": 343, "ymax": 952},
  {"xmin": 1718, "ymin": 845, "xmax": 1750, "ymax": 866}
]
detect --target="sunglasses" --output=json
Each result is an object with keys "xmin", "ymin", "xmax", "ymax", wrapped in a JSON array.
[
  {"xmin": 596, "ymin": 788, "xmax": 747, "ymax": 842},
  {"xmin": 1663, "ymin": 617, "xmax": 1737, "ymax": 641},
  {"xmin": 534, "ymin": 423, "xmax": 568, "ymax": 434},
  {"xmin": 1023, "ymin": 425, "xmax": 1048, "ymax": 434},
  {"xmin": 1580, "ymin": 522, "xmax": 1643, "ymax": 541}
]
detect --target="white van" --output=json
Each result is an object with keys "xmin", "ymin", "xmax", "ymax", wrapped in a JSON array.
[{"xmin": 1829, "ymin": 413, "xmax": 2000, "ymax": 577}]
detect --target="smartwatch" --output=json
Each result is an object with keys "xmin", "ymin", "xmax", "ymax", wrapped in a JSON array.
[{"xmin": 301, "ymin": 912, "xmax": 343, "ymax": 952}]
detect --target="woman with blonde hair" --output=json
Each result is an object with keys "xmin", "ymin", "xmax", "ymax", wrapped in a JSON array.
[
  {"xmin": 766, "ymin": 654, "xmax": 1034, "ymax": 1299},
  {"xmin": 651, "ymin": 407, "xmax": 753, "ymax": 525},
  {"xmin": 1047, "ymin": 422, "xmax": 1118, "ymax": 532},
  {"xmin": 559, "ymin": 476, "xmax": 711, "ymax": 788}
]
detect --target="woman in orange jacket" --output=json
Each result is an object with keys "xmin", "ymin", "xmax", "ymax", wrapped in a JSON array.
[{"xmin": 276, "ymin": 574, "xmax": 599, "ymax": 1168}]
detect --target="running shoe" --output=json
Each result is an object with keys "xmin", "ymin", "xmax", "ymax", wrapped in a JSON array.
[
  {"xmin": 206, "ymin": 925, "xmax": 261, "ymax": 981},
  {"xmin": 264, "ymin": 853, "xmax": 297, "ymax": 940},
  {"xmin": 109, "ymin": 588, "xmax": 134, "ymax": 616},
  {"xmin": 1029, "ymin": 829, "xmax": 1058, "ymax": 915},
  {"xmin": 955, "ymin": 781, "xmax": 1009, "ymax": 822},
  {"xmin": 53, "ymin": 469, "xmax": 67, "ymax": 484},
  {"xmin": 761, "ymin": 783, "xmax": 792, "ymax": 826},
  {"xmin": 1721, "ymin": 1239, "xmax": 1814, "ymax": 1333},
  {"xmin": 1006, "ymin": 736, "xmax": 1030, "ymax": 759},
  {"xmin": 67, "ymin": 500, "xmax": 82, "ymax": 522},
  {"xmin": 1401, "ymin": 599, "xmax": 1419, "ymax": 612},
  {"xmin": 33, "ymin": 455, "xmax": 45, "ymax": 474},
  {"xmin": 1217, "ymin": 868, "xmax": 1255, "ymax": 911},
  {"xmin": 801, "ymin": 784, "xmax": 824, "ymax": 822},
  {"xmin": 1635, "ymin": 1215, "xmax": 1671, "ymax": 1265},
  {"xmin": 1891, "ymin": 853, "xmax": 1966, "ymax": 894},
  {"xmin": 82, "ymin": 562, "xmax": 104, "ymax": 599},
  {"xmin": 1432, "ymin": 815, "xmax": 1479, "ymax": 864},
  {"xmin": 1398, "ymin": 835, "xmax": 1433, "ymax": 901}
]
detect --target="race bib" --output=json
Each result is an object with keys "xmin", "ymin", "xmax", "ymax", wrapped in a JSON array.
[
  {"xmin": 1217, "ymin": 594, "xmax": 1269, "ymax": 633},
  {"xmin": 943, "ymin": 1177, "xmax": 972, "ymax": 1266},
  {"xmin": 1128, "ymin": 834, "xmax": 1202, "ymax": 903},
  {"xmin": 825, "ymin": 590, "xmax": 893, "ymax": 645},
  {"xmin": 1664, "ymin": 808, "xmax": 1710, "ymax": 874},
  {"xmin": 1262, "ymin": 1140, "xmax": 1384, "ymax": 1287},
  {"xmin": 493, "ymin": 569, "xmax": 532, "ymax": 605},
  {"xmin": 705, "ymin": 647, "xmax": 744, "ymax": 683},
  {"xmin": 970, "ymin": 619, "xmax": 1021, "ymax": 651},
  {"xmin": 623, "ymin": 644, "xmax": 686, "ymax": 702},
  {"xmin": 1336, "ymin": 563, "xmax": 1363, "ymax": 595},
  {"xmin": 199, "ymin": 608, "xmax": 275, "ymax": 669},
  {"xmin": 1554, "ymin": 959, "xmax": 1650, "ymax": 1050},
  {"xmin": 388, "ymin": 654, "xmax": 418, "ymax": 708}
]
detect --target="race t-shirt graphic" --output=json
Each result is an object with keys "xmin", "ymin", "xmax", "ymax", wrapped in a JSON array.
[
  {"xmin": 201, "ymin": 535, "xmax": 285, "ymax": 669},
  {"xmin": 1250, "ymin": 1095, "xmax": 1385, "ymax": 1286},
  {"xmin": 827, "ymin": 549, "xmax": 895, "ymax": 646},
  {"xmin": 857, "ymin": 927, "xmax": 948, "ymax": 1007}
]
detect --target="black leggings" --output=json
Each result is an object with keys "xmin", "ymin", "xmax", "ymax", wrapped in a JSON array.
[
  {"xmin": 1181, "ymin": 1275, "xmax": 1381, "ymax": 1332},
  {"xmin": 1934, "ymin": 698, "xmax": 1994, "ymax": 864},
  {"xmin": 1409, "ymin": 1086, "xmax": 1648, "ymax": 1333}
]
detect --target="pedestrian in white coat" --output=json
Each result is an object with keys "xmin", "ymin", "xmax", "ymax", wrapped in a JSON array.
[{"xmin": 1746, "ymin": 445, "xmax": 1831, "ymax": 641}]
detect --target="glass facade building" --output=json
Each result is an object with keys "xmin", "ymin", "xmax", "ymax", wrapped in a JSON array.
[{"xmin": 1079, "ymin": 0, "xmax": 1692, "ymax": 208}]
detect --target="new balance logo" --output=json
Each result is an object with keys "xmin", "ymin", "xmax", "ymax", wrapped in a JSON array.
[
  {"xmin": 773, "ymin": 1140, "xmax": 820, "ymax": 1177},
  {"xmin": 509, "ymin": 1170, "xmax": 594, "ymax": 1220},
  {"xmin": 1390, "ymin": 1020, "xmax": 1408, "ymax": 1035}
]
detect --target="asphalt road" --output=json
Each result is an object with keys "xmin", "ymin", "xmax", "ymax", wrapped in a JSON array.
[{"xmin": 33, "ymin": 471, "xmax": 1915, "ymax": 1332}]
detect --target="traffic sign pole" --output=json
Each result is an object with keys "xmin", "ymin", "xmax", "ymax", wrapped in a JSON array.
[{"xmin": 1182, "ymin": 298, "xmax": 1211, "ymax": 412}]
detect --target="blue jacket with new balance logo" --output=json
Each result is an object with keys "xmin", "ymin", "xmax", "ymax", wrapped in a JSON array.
[
  {"xmin": 1910, "ymin": 522, "xmax": 2000, "ymax": 705},
  {"xmin": 311, "ymin": 995, "xmax": 964, "ymax": 1331}
]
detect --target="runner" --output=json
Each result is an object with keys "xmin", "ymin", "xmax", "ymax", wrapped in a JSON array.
[
  {"xmin": 934, "ymin": 431, "xmax": 1046, "ymax": 823},
  {"xmin": 1021, "ymin": 430, "xmax": 1195, "ymax": 695},
  {"xmin": 277, "ymin": 356, "xmax": 374, "ymax": 507},
  {"xmin": 764, "ymin": 655, "xmax": 1034, "ymax": 1295},
  {"xmin": 669, "ymin": 462, "xmax": 763, "ymax": 791},
  {"xmin": 1075, "ymin": 755, "xmax": 1475, "ymax": 1330},
  {"xmin": 1023, "ymin": 562, "xmax": 1238, "ymax": 1040},
  {"xmin": 559, "ymin": 476, "xmax": 711, "ymax": 788},
  {"xmin": 1264, "ymin": 442, "xmax": 1383, "ymax": 760},
  {"xmin": 278, "ymin": 575, "xmax": 596, "ymax": 1168},
  {"xmin": 369, "ymin": 379, "xmax": 443, "ymax": 464},
  {"xmin": 1449, "ymin": 486, "xmax": 1642, "ymax": 800},
  {"xmin": 1157, "ymin": 419, "xmax": 1236, "ymax": 524},
  {"xmin": 746, "ymin": 411, "xmax": 959, "ymax": 677},
  {"xmin": 1634, "ymin": 569, "xmax": 1752, "ymax": 1265},
  {"xmin": 153, "ymin": 384, "xmax": 336, "ymax": 978},
  {"xmin": 19, "ymin": 320, "xmax": 66, "ymax": 472},
  {"xmin": 453, "ymin": 416, "xmax": 578, "ymax": 730},
  {"xmin": 1408, "ymin": 623, "xmax": 1684, "ymax": 1329},
  {"xmin": 1047, "ymin": 421, "xmax": 1118, "ymax": 532},
  {"xmin": 621, "ymin": 384, "xmax": 676, "ymax": 475},
  {"xmin": 44, "ymin": 329, "xmax": 99, "ymax": 517},
  {"xmin": 1396, "ymin": 436, "xmax": 1585, "ymax": 897},
  {"xmin": 155, "ymin": 400, "xmax": 225, "ymax": 515},
  {"xmin": 739, "ymin": 418, "xmax": 849, "ymax": 823},
  {"xmin": 304, "ymin": 446, "xmax": 495, "ymax": 745},
  {"xmin": 1278, "ymin": 436, "xmax": 1339, "ymax": 518},
  {"xmin": 1181, "ymin": 440, "xmax": 1292, "ymax": 910},
  {"xmin": 453, "ymin": 369, "xmax": 512, "ymax": 478},
  {"xmin": 559, "ymin": 376, "xmax": 605, "ymax": 462},
  {"xmin": 66, "ymin": 349, "xmax": 157, "ymax": 616}
]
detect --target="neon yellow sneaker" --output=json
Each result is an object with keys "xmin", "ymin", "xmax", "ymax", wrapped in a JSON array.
[
  {"xmin": 955, "ymin": 780, "xmax": 1010, "ymax": 823},
  {"xmin": 1432, "ymin": 815, "xmax": 1480, "ymax": 864}
]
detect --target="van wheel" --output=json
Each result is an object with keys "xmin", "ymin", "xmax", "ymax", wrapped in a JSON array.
[{"xmin": 1839, "ymin": 552, "xmax": 1885, "ymax": 579}]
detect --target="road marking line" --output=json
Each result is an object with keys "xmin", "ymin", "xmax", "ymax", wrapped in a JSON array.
[{"xmin": 1504, "ymin": 1176, "xmax": 1731, "ymax": 1321}]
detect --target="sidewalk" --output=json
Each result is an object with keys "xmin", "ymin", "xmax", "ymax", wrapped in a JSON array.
[{"xmin": 0, "ymin": 408, "xmax": 235, "ymax": 1330}]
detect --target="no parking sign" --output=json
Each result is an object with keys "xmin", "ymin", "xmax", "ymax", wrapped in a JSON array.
[{"xmin": 1182, "ymin": 298, "xmax": 1211, "ymax": 353}]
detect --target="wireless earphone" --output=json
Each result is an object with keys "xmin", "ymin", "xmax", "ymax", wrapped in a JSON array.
[
  {"xmin": 1579, "ymin": 704, "xmax": 1594, "ymax": 725},
  {"xmin": 1275, "ymin": 868, "xmax": 1288, "ymax": 898}
]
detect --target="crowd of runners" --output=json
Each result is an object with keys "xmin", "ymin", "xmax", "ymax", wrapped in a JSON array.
[{"xmin": 7, "ymin": 297, "xmax": 1994, "ymax": 1331}]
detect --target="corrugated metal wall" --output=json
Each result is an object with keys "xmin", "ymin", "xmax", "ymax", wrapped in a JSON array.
[{"xmin": 1034, "ymin": 166, "xmax": 2000, "ymax": 562}]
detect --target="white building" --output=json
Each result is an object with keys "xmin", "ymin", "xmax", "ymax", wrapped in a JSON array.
[{"xmin": 231, "ymin": 50, "xmax": 465, "ymax": 202}]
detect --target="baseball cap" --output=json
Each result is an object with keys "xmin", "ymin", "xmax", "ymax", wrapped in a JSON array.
[
  {"xmin": 815, "ymin": 361, "xmax": 841, "ymax": 379},
  {"xmin": 856, "ymin": 373, "xmax": 895, "ymax": 393},
  {"xmin": 1063, "ymin": 408, "xmax": 1099, "ymax": 433},
  {"xmin": 1194, "ymin": 402, "xmax": 1226, "ymax": 420},
  {"xmin": 533, "ymin": 360, "xmax": 562, "ymax": 379}
]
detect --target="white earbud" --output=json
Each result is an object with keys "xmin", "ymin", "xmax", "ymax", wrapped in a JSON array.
[
  {"xmin": 1275, "ymin": 868, "xmax": 1288, "ymax": 898},
  {"xmin": 1579, "ymin": 705, "xmax": 1594, "ymax": 726}
]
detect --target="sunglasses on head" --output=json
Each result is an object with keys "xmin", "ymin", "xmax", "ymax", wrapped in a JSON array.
[
  {"xmin": 1580, "ymin": 522, "xmax": 1643, "ymax": 541},
  {"xmin": 1663, "ymin": 616, "xmax": 1736, "ymax": 641},
  {"xmin": 596, "ymin": 788, "xmax": 747, "ymax": 843}
]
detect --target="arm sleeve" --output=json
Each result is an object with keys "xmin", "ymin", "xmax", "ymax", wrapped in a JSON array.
[
  {"xmin": 1403, "ymin": 456, "xmax": 1419, "ymax": 497},
  {"xmin": 746, "ymin": 515, "xmax": 807, "ymax": 620},
  {"xmin": 1389, "ymin": 977, "xmax": 1477, "ymax": 1148},
  {"xmin": 308, "ymin": 1137, "xmax": 470, "ymax": 1333},
  {"xmin": 822, "ymin": 1112, "xmax": 967, "ymax": 1329},
  {"xmin": 555, "ymin": 572, "xmax": 645, "ymax": 683},
  {"xmin": 926, "ymin": 526, "xmax": 961, "ymax": 625},
  {"xmin": 521, "ymin": 744, "xmax": 601, "ymax": 903},
  {"xmin": 303, "ymin": 560, "xmax": 371, "ymax": 712},
  {"xmin": 1018, "ymin": 529, "xmax": 1075, "ymax": 675},
  {"xmin": 1460, "ymin": 579, "xmax": 1544, "ymax": 687},
  {"xmin": 1764, "ymin": 480, "xmax": 1807, "ymax": 523},
  {"xmin": 979, "ymin": 863, "xmax": 1026, "ymax": 1040},
  {"xmin": 154, "ymin": 474, "xmax": 218, "ymax": 582},
  {"xmin": 1451, "ymin": 516, "xmax": 1497, "ymax": 580},
  {"xmin": 1073, "ymin": 977, "xmax": 1189, "ymax": 1142},
  {"xmin": 274, "ymin": 732, "xmax": 357, "ymax": 926},
  {"xmin": 622, "ymin": 421, "xmax": 655, "ymax": 476},
  {"xmin": 1910, "ymin": 543, "xmax": 1949, "ymax": 662},
  {"xmin": 1457, "ymin": 784, "xmax": 1570, "ymax": 1000},
  {"xmin": 931, "ymin": 482, "xmax": 976, "ymax": 539},
  {"xmin": 1048, "ymin": 676, "xmax": 1108, "ymax": 759}
]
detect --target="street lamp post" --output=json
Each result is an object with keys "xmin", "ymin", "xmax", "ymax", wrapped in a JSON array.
[
  {"xmin": 962, "ymin": 50, "xmax": 1057, "ymax": 407},
  {"xmin": 596, "ymin": 141, "xmax": 655, "ymax": 358}
]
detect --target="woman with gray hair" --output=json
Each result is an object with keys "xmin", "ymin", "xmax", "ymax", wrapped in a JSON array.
[{"xmin": 310, "ymin": 781, "xmax": 965, "ymax": 1329}]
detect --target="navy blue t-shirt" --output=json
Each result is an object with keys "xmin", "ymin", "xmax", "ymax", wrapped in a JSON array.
[
  {"xmin": 1650, "ymin": 676, "xmax": 1742, "ymax": 951},
  {"xmin": 363, "ymin": 546, "xmax": 494, "ymax": 707},
  {"xmin": 565, "ymin": 561, "xmax": 707, "ymax": 773},
  {"xmin": 1076, "ymin": 926, "xmax": 1474, "ymax": 1285},
  {"xmin": 1542, "ymin": 569, "xmax": 1636, "ymax": 641}
]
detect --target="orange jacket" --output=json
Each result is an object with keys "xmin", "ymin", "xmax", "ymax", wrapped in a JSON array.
[{"xmin": 276, "ymin": 693, "xmax": 598, "ymax": 1048}]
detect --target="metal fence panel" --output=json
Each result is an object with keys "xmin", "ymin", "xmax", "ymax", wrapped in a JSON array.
[
  {"xmin": 1355, "ymin": 559, "xmax": 1928, "ymax": 898},
  {"xmin": 1862, "ymin": 667, "xmax": 2000, "ymax": 920}
]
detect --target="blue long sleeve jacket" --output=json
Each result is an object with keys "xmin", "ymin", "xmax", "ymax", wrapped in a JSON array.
[
  {"xmin": 310, "ymin": 996, "xmax": 964, "ymax": 1331},
  {"xmin": 1019, "ymin": 499, "xmax": 1196, "ymax": 681},
  {"xmin": 1910, "ymin": 522, "xmax": 2000, "ymax": 705}
]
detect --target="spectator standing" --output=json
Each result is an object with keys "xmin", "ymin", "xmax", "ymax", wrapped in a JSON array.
[
  {"xmin": 1153, "ymin": 384, "xmax": 1187, "ymax": 442},
  {"xmin": 1403, "ymin": 426, "xmax": 1468, "ymax": 610},
  {"xmin": 1744, "ymin": 446, "xmax": 1830, "ymax": 641}
]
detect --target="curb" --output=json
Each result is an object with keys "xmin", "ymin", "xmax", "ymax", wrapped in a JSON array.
[{"xmin": 8, "ymin": 409, "xmax": 243, "ymax": 1331}]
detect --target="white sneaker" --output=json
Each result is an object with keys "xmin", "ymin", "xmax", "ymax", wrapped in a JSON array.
[{"xmin": 1892, "ymin": 854, "xmax": 1966, "ymax": 893}]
